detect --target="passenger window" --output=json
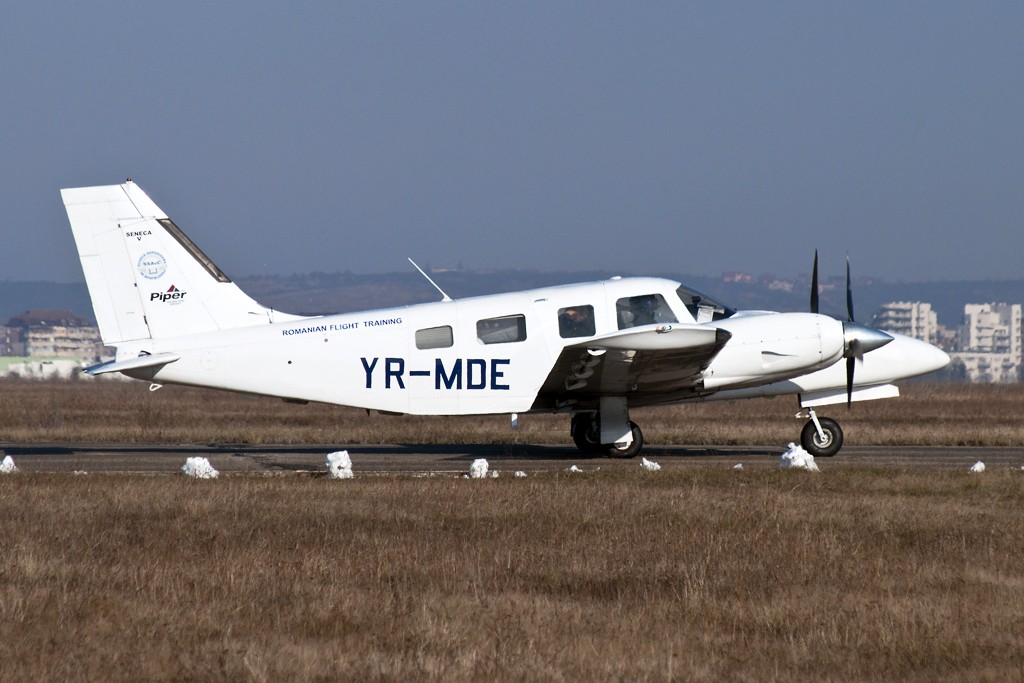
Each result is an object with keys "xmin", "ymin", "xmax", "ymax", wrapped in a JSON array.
[
  {"xmin": 415, "ymin": 325, "xmax": 454, "ymax": 350},
  {"xmin": 477, "ymin": 315, "xmax": 527, "ymax": 344},
  {"xmin": 558, "ymin": 305, "xmax": 596, "ymax": 338},
  {"xmin": 616, "ymin": 294, "xmax": 678, "ymax": 329}
]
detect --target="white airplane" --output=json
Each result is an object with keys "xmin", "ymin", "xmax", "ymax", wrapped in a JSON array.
[{"xmin": 62, "ymin": 181, "xmax": 949, "ymax": 457}]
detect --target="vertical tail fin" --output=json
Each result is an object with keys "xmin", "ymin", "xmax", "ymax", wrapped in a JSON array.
[{"xmin": 61, "ymin": 181, "xmax": 299, "ymax": 345}]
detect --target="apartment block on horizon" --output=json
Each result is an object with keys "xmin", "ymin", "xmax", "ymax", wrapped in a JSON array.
[
  {"xmin": 0, "ymin": 310, "xmax": 104, "ymax": 362},
  {"xmin": 953, "ymin": 303, "xmax": 1022, "ymax": 383},
  {"xmin": 871, "ymin": 301, "xmax": 939, "ymax": 345}
]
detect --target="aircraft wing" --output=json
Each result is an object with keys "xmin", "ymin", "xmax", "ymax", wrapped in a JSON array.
[{"xmin": 531, "ymin": 324, "xmax": 732, "ymax": 410}]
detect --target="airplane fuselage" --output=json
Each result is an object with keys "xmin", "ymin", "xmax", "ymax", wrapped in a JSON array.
[{"xmin": 118, "ymin": 276, "xmax": 945, "ymax": 417}]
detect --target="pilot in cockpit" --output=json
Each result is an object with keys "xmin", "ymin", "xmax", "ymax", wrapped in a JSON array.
[
  {"xmin": 558, "ymin": 306, "xmax": 595, "ymax": 338},
  {"xmin": 631, "ymin": 295, "xmax": 658, "ymax": 326}
]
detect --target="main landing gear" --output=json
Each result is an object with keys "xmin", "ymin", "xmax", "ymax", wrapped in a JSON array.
[
  {"xmin": 569, "ymin": 405, "xmax": 846, "ymax": 459},
  {"xmin": 799, "ymin": 407, "xmax": 844, "ymax": 457},
  {"xmin": 570, "ymin": 412, "xmax": 644, "ymax": 458}
]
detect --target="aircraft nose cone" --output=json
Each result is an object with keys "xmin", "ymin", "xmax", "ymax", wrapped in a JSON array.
[
  {"xmin": 916, "ymin": 341, "xmax": 951, "ymax": 374},
  {"xmin": 844, "ymin": 322, "xmax": 894, "ymax": 357},
  {"xmin": 885, "ymin": 334, "xmax": 950, "ymax": 378}
]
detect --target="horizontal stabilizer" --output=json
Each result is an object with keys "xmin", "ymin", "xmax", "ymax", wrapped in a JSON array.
[{"xmin": 85, "ymin": 352, "xmax": 181, "ymax": 376}]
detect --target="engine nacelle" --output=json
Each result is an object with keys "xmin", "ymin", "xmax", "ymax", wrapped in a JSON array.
[{"xmin": 702, "ymin": 312, "xmax": 846, "ymax": 390}]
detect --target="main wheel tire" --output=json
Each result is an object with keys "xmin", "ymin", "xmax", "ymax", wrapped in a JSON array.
[
  {"xmin": 605, "ymin": 421, "xmax": 643, "ymax": 459},
  {"xmin": 571, "ymin": 414, "xmax": 603, "ymax": 454},
  {"xmin": 800, "ymin": 417, "xmax": 844, "ymax": 457}
]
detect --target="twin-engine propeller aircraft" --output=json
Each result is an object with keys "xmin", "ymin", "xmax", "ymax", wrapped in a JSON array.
[{"xmin": 62, "ymin": 181, "xmax": 949, "ymax": 457}]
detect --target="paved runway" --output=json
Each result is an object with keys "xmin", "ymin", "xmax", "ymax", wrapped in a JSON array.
[{"xmin": 2, "ymin": 442, "xmax": 1022, "ymax": 475}]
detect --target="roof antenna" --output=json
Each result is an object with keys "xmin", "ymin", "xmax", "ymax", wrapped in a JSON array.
[{"xmin": 408, "ymin": 258, "xmax": 453, "ymax": 302}]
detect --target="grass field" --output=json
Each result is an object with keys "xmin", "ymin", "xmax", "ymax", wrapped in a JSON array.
[
  {"xmin": 1, "ymin": 380, "xmax": 1023, "ymax": 681},
  {"xmin": 2, "ymin": 379, "xmax": 1023, "ymax": 447},
  {"xmin": 1, "ymin": 470, "xmax": 1022, "ymax": 681}
]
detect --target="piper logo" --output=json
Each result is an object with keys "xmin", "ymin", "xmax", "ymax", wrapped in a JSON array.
[{"xmin": 151, "ymin": 285, "xmax": 187, "ymax": 303}]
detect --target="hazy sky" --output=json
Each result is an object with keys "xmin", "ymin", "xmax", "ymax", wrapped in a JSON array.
[{"xmin": 2, "ymin": 2, "xmax": 1022, "ymax": 284}]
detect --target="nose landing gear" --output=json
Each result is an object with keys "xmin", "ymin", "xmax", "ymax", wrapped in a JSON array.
[{"xmin": 799, "ymin": 407, "xmax": 844, "ymax": 457}]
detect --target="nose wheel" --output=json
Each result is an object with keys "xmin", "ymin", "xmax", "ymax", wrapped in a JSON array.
[{"xmin": 800, "ymin": 409, "xmax": 844, "ymax": 457}]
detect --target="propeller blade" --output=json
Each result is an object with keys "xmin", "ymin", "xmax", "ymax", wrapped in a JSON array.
[
  {"xmin": 846, "ymin": 357, "xmax": 855, "ymax": 408},
  {"xmin": 810, "ymin": 250, "xmax": 819, "ymax": 314},
  {"xmin": 846, "ymin": 255, "xmax": 855, "ymax": 322},
  {"xmin": 848, "ymin": 338, "xmax": 864, "ymax": 362}
]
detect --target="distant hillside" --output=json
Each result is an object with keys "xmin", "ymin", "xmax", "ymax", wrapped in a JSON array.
[
  {"xmin": 0, "ymin": 281, "xmax": 95, "ymax": 323},
  {"xmin": 3, "ymin": 272, "xmax": 1022, "ymax": 329}
]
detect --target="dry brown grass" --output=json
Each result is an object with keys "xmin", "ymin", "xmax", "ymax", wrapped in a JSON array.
[
  {"xmin": 0, "ymin": 470, "xmax": 1022, "ymax": 681},
  {"xmin": 1, "ymin": 379, "xmax": 1022, "ymax": 447},
  {"xmin": 1, "ymin": 380, "xmax": 1023, "ymax": 680}
]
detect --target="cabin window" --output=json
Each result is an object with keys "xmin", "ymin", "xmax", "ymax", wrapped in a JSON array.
[
  {"xmin": 558, "ymin": 305, "xmax": 595, "ymax": 338},
  {"xmin": 477, "ymin": 315, "xmax": 527, "ymax": 344},
  {"xmin": 415, "ymin": 325, "xmax": 454, "ymax": 350},
  {"xmin": 616, "ymin": 294, "xmax": 678, "ymax": 329}
]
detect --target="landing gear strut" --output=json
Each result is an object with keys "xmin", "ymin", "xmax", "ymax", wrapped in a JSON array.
[
  {"xmin": 570, "ymin": 412, "xmax": 644, "ymax": 458},
  {"xmin": 799, "ymin": 408, "xmax": 844, "ymax": 457}
]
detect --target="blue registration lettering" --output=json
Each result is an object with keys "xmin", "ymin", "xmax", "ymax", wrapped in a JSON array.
[
  {"xmin": 363, "ymin": 357, "xmax": 510, "ymax": 391},
  {"xmin": 360, "ymin": 357, "xmax": 377, "ymax": 388},
  {"xmin": 467, "ymin": 359, "xmax": 487, "ymax": 390},
  {"xmin": 491, "ymin": 358, "xmax": 510, "ymax": 390},
  {"xmin": 436, "ymin": 358, "xmax": 462, "ymax": 389},
  {"xmin": 385, "ymin": 357, "xmax": 405, "ymax": 389}
]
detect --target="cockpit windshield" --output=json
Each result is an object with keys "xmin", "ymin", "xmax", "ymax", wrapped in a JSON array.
[{"xmin": 675, "ymin": 285, "xmax": 736, "ymax": 323}]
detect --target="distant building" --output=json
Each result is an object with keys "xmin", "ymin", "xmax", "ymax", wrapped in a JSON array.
[
  {"xmin": 872, "ymin": 302, "xmax": 939, "ymax": 345},
  {"xmin": 952, "ymin": 303, "xmax": 1022, "ymax": 383},
  {"xmin": 934, "ymin": 325, "xmax": 959, "ymax": 354},
  {"xmin": 0, "ymin": 325, "xmax": 23, "ymax": 356},
  {"xmin": 767, "ymin": 279, "xmax": 794, "ymax": 293},
  {"xmin": 958, "ymin": 303, "xmax": 1021, "ymax": 354},
  {"xmin": 0, "ymin": 310, "xmax": 104, "ymax": 362}
]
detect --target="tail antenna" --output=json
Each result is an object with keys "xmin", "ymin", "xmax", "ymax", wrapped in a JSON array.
[{"xmin": 408, "ymin": 258, "xmax": 453, "ymax": 302}]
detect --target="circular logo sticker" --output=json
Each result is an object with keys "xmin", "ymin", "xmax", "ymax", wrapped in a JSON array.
[{"xmin": 137, "ymin": 251, "xmax": 168, "ymax": 280}]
